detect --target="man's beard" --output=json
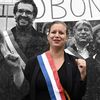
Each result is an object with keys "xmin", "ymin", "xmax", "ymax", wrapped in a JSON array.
[{"xmin": 15, "ymin": 15, "xmax": 33, "ymax": 29}]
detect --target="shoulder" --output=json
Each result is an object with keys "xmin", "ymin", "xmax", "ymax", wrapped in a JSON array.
[
  {"xmin": 6, "ymin": 27, "xmax": 16, "ymax": 37},
  {"xmin": 11, "ymin": 26, "xmax": 16, "ymax": 33},
  {"xmin": 65, "ymin": 52, "xmax": 77, "ymax": 61},
  {"xmin": 64, "ymin": 53, "xmax": 77, "ymax": 70},
  {"xmin": 64, "ymin": 52, "xmax": 79, "ymax": 72}
]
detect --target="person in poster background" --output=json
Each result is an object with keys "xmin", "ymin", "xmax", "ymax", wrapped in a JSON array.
[
  {"xmin": 64, "ymin": 20, "xmax": 95, "ymax": 100},
  {"xmin": 0, "ymin": 0, "xmax": 48, "ymax": 99},
  {"xmin": 65, "ymin": 20, "xmax": 94, "ymax": 59},
  {"xmin": 0, "ymin": 29, "xmax": 29, "ymax": 100},
  {"xmin": 92, "ymin": 24, "xmax": 100, "ymax": 100},
  {"xmin": 5, "ymin": 0, "xmax": 48, "ymax": 61},
  {"xmin": 84, "ymin": 24, "xmax": 100, "ymax": 100}
]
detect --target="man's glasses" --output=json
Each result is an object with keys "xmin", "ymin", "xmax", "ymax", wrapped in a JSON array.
[{"xmin": 17, "ymin": 9, "xmax": 33, "ymax": 15}]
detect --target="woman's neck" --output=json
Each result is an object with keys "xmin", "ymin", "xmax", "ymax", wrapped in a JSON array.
[
  {"xmin": 49, "ymin": 47, "xmax": 64, "ymax": 59},
  {"xmin": 48, "ymin": 47, "xmax": 65, "ymax": 70}
]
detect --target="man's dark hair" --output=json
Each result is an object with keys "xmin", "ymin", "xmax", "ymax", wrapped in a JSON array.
[{"xmin": 13, "ymin": 0, "xmax": 38, "ymax": 18}]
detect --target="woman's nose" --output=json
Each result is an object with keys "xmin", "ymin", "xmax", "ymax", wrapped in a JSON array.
[{"xmin": 55, "ymin": 32, "xmax": 59, "ymax": 37}]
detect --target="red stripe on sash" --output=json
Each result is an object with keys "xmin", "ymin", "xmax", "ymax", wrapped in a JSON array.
[{"xmin": 45, "ymin": 51, "xmax": 66, "ymax": 100}]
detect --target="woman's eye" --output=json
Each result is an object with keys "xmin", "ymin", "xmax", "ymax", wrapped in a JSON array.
[
  {"xmin": 59, "ymin": 31, "xmax": 64, "ymax": 34},
  {"xmin": 51, "ymin": 31, "xmax": 56, "ymax": 34},
  {"xmin": 50, "ymin": 30, "xmax": 64, "ymax": 35}
]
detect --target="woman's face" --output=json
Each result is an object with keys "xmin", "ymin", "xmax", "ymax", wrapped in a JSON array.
[{"xmin": 47, "ymin": 23, "xmax": 68, "ymax": 48}]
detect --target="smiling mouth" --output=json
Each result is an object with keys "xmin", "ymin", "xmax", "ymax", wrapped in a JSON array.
[
  {"xmin": 79, "ymin": 36, "xmax": 87, "ymax": 39},
  {"xmin": 20, "ymin": 18, "xmax": 28, "ymax": 22},
  {"xmin": 53, "ymin": 40, "xmax": 61, "ymax": 44},
  {"xmin": 54, "ymin": 39, "xmax": 60, "ymax": 42},
  {"xmin": 19, "ymin": 19, "xmax": 28, "ymax": 25}
]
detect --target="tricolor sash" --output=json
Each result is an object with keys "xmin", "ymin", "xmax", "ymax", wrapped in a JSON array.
[
  {"xmin": 37, "ymin": 51, "xmax": 70, "ymax": 100},
  {"xmin": 3, "ymin": 30, "xmax": 27, "ymax": 69}
]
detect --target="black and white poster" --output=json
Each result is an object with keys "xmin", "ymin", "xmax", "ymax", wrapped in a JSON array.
[{"xmin": 0, "ymin": 0, "xmax": 100, "ymax": 100}]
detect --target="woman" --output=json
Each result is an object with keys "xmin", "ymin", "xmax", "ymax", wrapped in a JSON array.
[{"xmin": 22, "ymin": 21, "xmax": 87, "ymax": 100}]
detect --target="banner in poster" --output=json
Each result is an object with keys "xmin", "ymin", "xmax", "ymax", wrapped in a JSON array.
[
  {"xmin": 34, "ymin": 0, "xmax": 100, "ymax": 22},
  {"xmin": 0, "ymin": 0, "xmax": 100, "ymax": 22}
]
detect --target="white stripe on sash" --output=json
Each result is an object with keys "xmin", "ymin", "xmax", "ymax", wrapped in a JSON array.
[
  {"xmin": 3, "ymin": 31, "xmax": 26, "ymax": 69},
  {"xmin": 37, "ymin": 52, "xmax": 66, "ymax": 100},
  {"xmin": 42, "ymin": 53, "xmax": 62, "ymax": 100}
]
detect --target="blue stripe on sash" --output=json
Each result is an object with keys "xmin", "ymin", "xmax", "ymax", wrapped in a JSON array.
[{"xmin": 37, "ymin": 55, "xmax": 56, "ymax": 100}]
